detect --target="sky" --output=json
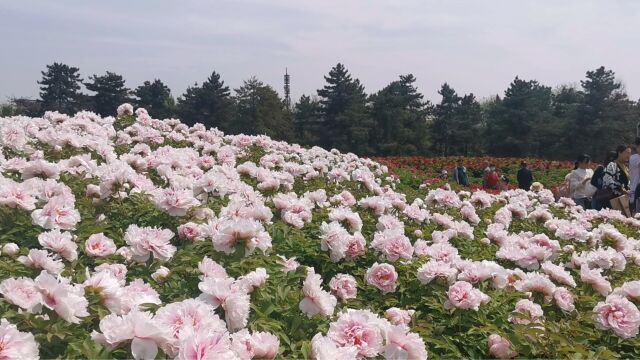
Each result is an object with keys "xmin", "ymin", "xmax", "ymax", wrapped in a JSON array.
[{"xmin": 1, "ymin": 0, "xmax": 639, "ymax": 104}]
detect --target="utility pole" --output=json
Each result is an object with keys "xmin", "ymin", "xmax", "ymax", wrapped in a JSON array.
[{"xmin": 284, "ymin": 68, "xmax": 291, "ymax": 110}]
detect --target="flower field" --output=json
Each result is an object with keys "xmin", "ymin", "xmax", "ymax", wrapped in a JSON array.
[
  {"xmin": 374, "ymin": 156, "xmax": 574, "ymax": 191},
  {"xmin": 1, "ymin": 106, "xmax": 640, "ymax": 359}
]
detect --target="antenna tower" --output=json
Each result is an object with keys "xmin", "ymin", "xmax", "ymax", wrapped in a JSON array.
[{"xmin": 284, "ymin": 68, "xmax": 291, "ymax": 110}]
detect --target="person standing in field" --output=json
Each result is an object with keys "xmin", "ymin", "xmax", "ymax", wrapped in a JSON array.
[
  {"xmin": 485, "ymin": 164, "xmax": 500, "ymax": 190},
  {"xmin": 453, "ymin": 159, "xmax": 469, "ymax": 186},
  {"xmin": 591, "ymin": 151, "xmax": 617, "ymax": 210},
  {"xmin": 516, "ymin": 162, "xmax": 533, "ymax": 190},
  {"xmin": 629, "ymin": 138, "xmax": 640, "ymax": 213},
  {"xmin": 482, "ymin": 161, "xmax": 491, "ymax": 188},
  {"xmin": 568, "ymin": 154, "xmax": 595, "ymax": 209},
  {"xmin": 602, "ymin": 145, "xmax": 632, "ymax": 209}
]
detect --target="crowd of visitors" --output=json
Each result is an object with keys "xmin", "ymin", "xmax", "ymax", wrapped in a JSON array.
[{"xmin": 449, "ymin": 138, "xmax": 640, "ymax": 217}]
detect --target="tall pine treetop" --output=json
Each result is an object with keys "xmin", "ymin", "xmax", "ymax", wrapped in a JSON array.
[{"xmin": 38, "ymin": 62, "xmax": 83, "ymax": 114}]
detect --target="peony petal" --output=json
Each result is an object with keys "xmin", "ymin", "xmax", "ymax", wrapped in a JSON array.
[{"xmin": 131, "ymin": 337, "xmax": 158, "ymax": 360}]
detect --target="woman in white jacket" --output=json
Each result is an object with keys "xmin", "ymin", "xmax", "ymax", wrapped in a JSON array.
[{"xmin": 568, "ymin": 154, "xmax": 596, "ymax": 209}]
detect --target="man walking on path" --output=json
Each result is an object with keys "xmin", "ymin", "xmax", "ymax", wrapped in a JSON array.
[
  {"xmin": 517, "ymin": 162, "xmax": 533, "ymax": 191},
  {"xmin": 453, "ymin": 159, "xmax": 469, "ymax": 186}
]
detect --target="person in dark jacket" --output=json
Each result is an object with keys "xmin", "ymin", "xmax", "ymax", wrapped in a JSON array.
[
  {"xmin": 517, "ymin": 162, "xmax": 533, "ymax": 191},
  {"xmin": 591, "ymin": 151, "xmax": 617, "ymax": 210},
  {"xmin": 453, "ymin": 159, "xmax": 469, "ymax": 186}
]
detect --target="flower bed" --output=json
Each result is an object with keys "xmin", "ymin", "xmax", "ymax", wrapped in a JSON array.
[
  {"xmin": 0, "ymin": 105, "xmax": 639, "ymax": 359},
  {"xmin": 374, "ymin": 156, "xmax": 574, "ymax": 191}
]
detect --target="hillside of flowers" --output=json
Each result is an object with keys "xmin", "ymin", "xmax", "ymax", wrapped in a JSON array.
[
  {"xmin": 375, "ymin": 156, "xmax": 574, "ymax": 191},
  {"xmin": 1, "ymin": 105, "xmax": 640, "ymax": 359}
]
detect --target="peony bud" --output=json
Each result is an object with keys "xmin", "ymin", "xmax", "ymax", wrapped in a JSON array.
[
  {"xmin": 2, "ymin": 243, "xmax": 19, "ymax": 257},
  {"xmin": 151, "ymin": 266, "xmax": 170, "ymax": 282}
]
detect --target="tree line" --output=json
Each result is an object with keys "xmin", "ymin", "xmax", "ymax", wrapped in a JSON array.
[{"xmin": 2, "ymin": 62, "xmax": 639, "ymax": 160}]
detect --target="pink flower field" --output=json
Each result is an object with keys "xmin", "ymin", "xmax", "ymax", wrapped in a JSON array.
[{"xmin": 1, "ymin": 104, "xmax": 640, "ymax": 359}]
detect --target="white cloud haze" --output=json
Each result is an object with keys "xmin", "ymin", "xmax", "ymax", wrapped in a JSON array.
[{"xmin": 1, "ymin": 0, "xmax": 639, "ymax": 103}]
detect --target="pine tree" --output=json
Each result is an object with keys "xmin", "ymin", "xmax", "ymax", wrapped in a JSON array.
[
  {"xmin": 177, "ymin": 71, "xmax": 233, "ymax": 130},
  {"xmin": 85, "ymin": 71, "xmax": 130, "ymax": 116},
  {"xmin": 38, "ymin": 62, "xmax": 83, "ymax": 114},
  {"xmin": 233, "ymin": 77, "xmax": 293, "ymax": 140},
  {"xmin": 431, "ymin": 83, "xmax": 461, "ymax": 156},
  {"xmin": 485, "ymin": 77, "xmax": 553, "ymax": 157},
  {"xmin": 133, "ymin": 79, "xmax": 175, "ymax": 119},
  {"xmin": 369, "ymin": 74, "xmax": 430, "ymax": 155},
  {"xmin": 294, "ymin": 95, "xmax": 323, "ymax": 146},
  {"xmin": 317, "ymin": 63, "xmax": 373, "ymax": 154},
  {"xmin": 578, "ymin": 66, "xmax": 633, "ymax": 158}
]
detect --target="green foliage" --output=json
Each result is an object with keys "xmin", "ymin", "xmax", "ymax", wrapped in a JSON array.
[
  {"xmin": 317, "ymin": 63, "xmax": 374, "ymax": 154},
  {"xmin": 133, "ymin": 79, "xmax": 176, "ymax": 119},
  {"xmin": 232, "ymin": 77, "xmax": 294, "ymax": 141},
  {"xmin": 38, "ymin": 62, "xmax": 83, "ymax": 115},
  {"xmin": 85, "ymin": 71, "xmax": 131, "ymax": 116},
  {"xmin": 177, "ymin": 71, "xmax": 234, "ymax": 129}
]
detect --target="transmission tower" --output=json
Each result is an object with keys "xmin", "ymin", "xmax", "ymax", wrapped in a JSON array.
[{"xmin": 284, "ymin": 68, "xmax": 291, "ymax": 110}]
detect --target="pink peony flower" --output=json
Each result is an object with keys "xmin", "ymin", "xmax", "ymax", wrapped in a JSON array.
[
  {"xmin": 553, "ymin": 287, "xmax": 575, "ymax": 312},
  {"xmin": 371, "ymin": 229, "xmax": 414, "ymax": 262},
  {"xmin": 155, "ymin": 299, "xmax": 226, "ymax": 342},
  {"xmin": 223, "ymin": 292, "xmax": 251, "ymax": 331},
  {"xmin": 117, "ymin": 103, "xmax": 134, "ymax": 116},
  {"xmin": 513, "ymin": 272, "xmax": 556, "ymax": 297},
  {"xmin": 94, "ymin": 263, "xmax": 128, "ymax": 284},
  {"xmin": 18, "ymin": 249, "xmax": 64, "ymax": 275},
  {"xmin": 540, "ymin": 261, "xmax": 576, "ymax": 288},
  {"xmin": 177, "ymin": 223, "xmax": 203, "ymax": 241},
  {"xmin": 248, "ymin": 331, "xmax": 280, "ymax": 359},
  {"xmin": 320, "ymin": 221, "xmax": 350, "ymax": 262},
  {"xmin": 0, "ymin": 277, "xmax": 42, "ymax": 313},
  {"xmin": 91, "ymin": 309, "xmax": 171, "ymax": 360},
  {"xmin": 35, "ymin": 271, "xmax": 89, "ymax": 324},
  {"xmin": 385, "ymin": 308, "xmax": 415, "ymax": 327},
  {"xmin": 124, "ymin": 224, "xmax": 176, "ymax": 262},
  {"xmin": 311, "ymin": 333, "xmax": 358, "ymax": 360},
  {"xmin": 236, "ymin": 268, "xmax": 268, "ymax": 293},
  {"xmin": 151, "ymin": 266, "xmax": 170, "ymax": 282},
  {"xmin": 299, "ymin": 268, "xmax": 337, "ymax": 317},
  {"xmin": 593, "ymin": 295, "xmax": 640, "ymax": 339},
  {"xmin": 198, "ymin": 256, "xmax": 229, "ymax": 280},
  {"xmin": 488, "ymin": 334, "xmax": 517, "ymax": 359},
  {"xmin": 327, "ymin": 309, "xmax": 388, "ymax": 358},
  {"xmin": 509, "ymin": 299, "xmax": 544, "ymax": 325},
  {"xmin": 0, "ymin": 318, "xmax": 40, "ymax": 360},
  {"xmin": 612, "ymin": 281, "xmax": 640, "ymax": 300},
  {"xmin": 153, "ymin": 187, "xmax": 200, "ymax": 217},
  {"xmin": 365, "ymin": 263, "xmax": 398, "ymax": 294},
  {"xmin": 177, "ymin": 327, "xmax": 236, "ymax": 360},
  {"xmin": 580, "ymin": 265, "xmax": 612, "ymax": 296},
  {"xmin": 0, "ymin": 181, "xmax": 37, "ymax": 210},
  {"xmin": 83, "ymin": 271, "xmax": 123, "ymax": 314},
  {"xmin": 31, "ymin": 196, "xmax": 80, "ymax": 230},
  {"xmin": 384, "ymin": 325, "xmax": 427, "ymax": 360},
  {"xmin": 417, "ymin": 260, "xmax": 458, "ymax": 284},
  {"xmin": 444, "ymin": 281, "xmax": 490, "ymax": 311},
  {"xmin": 345, "ymin": 232, "xmax": 367, "ymax": 259},
  {"xmin": 37, "ymin": 229, "xmax": 77, "ymax": 261},
  {"xmin": 277, "ymin": 255, "xmax": 300, "ymax": 273},
  {"xmin": 119, "ymin": 279, "xmax": 162, "ymax": 314},
  {"xmin": 84, "ymin": 233, "xmax": 117, "ymax": 257},
  {"xmin": 329, "ymin": 274, "xmax": 358, "ymax": 301}
]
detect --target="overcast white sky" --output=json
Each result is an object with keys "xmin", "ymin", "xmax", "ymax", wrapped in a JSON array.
[{"xmin": 1, "ymin": 0, "xmax": 639, "ymax": 103}]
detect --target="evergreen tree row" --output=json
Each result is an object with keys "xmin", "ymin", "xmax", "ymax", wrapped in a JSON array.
[{"xmin": 3, "ymin": 62, "xmax": 640, "ymax": 160}]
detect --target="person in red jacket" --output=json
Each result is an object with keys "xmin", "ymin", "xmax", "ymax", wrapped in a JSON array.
[{"xmin": 485, "ymin": 164, "xmax": 500, "ymax": 190}]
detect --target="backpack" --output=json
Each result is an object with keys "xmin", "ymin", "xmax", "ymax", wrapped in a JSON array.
[{"xmin": 591, "ymin": 166, "xmax": 605, "ymax": 190}]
